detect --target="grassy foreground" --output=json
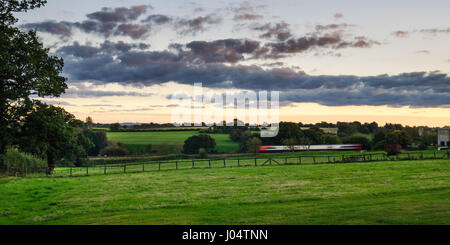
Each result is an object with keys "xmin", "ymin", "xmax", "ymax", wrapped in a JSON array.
[{"xmin": 0, "ymin": 159, "xmax": 449, "ymax": 225}]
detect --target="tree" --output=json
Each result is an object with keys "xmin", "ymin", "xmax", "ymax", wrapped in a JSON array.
[
  {"xmin": 18, "ymin": 102, "xmax": 90, "ymax": 171},
  {"xmin": 385, "ymin": 130, "xmax": 413, "ymax": 148},
  {"xmin": 85, "ymin": 117, "xmax": 94, "ymax": 128},
  {"xmin": 155, "ymin": 142, "xmax": 169, "ymax": 155},
  {"xmin": 183, "ymin": 134, "xmax": 216, "ymax": 154},
  {"xmin": 82, "ymin": 129, "xmax": 108, "ymax": 156},
  {"xmin": 282, "ymin": 138, "xmax": 297, "ymax": 152},
  {"xmin": 323, "ymin": 134, "xmax": 341, "ymax": 144},
  {"xmin": 342, "ymin": 135, "xmax": 371, "ymax": 150},
  {"xmin": 99, "ymin": 140, "xmax": 128, "ymax": 157},
  {"xmin": 198, "ymin": 148, "xmax": 208, "ymax": 158},
  {"xmin": 0, "ymin": 0, "xmax": 67, "ymax": 166},
  {"xmin": 109, "ymin": 123, "xmax": 121, "ymax": 132},
  {"xmin": 302, "ymin": 127, "xmax": 324, "ymax": 144},
  {"xmin": 246, "ymin": 137, "xmax": 262, "ymax": 154},
  {"xmin": 173, "ymin": 142, "xmax": 183, "ymax": 157}
]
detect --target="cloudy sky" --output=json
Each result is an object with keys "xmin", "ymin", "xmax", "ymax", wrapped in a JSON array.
[{"xmin": 16, "ymin": 0, "xmax": 450, "ymax": 126}]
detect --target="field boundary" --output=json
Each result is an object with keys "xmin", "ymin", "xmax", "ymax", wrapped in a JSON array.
[{"xmin": 12, "ymin": 151, "xmax": 450, "ymax": 178}]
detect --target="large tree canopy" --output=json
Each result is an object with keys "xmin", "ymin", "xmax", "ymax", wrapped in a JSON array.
[
  {"xmin": 18, "ymin": 102, "xmax": 91, "ymax": 171},
  {"xmin": 0, "ymin": 0, "xmax": 67, "ymax": 162}
]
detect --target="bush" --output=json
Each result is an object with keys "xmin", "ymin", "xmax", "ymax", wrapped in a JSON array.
[
  {"xmin": 342, "ymin": 136, "xmax": 372, "ymax": 150},
  {"xmin": 3, "ymin": 148, "xmax": 47, "ymax": 174},
  {"xmin": 323, "ymin": 135, "xmax": 342, "ymax": 144},
  {"xmin": 183, "ymin": 134, "xmax": 216, "ymax": 154},
  {"xmin": 99, "ymin": 141, "xmax": 128, "ymax": 156},
  {"xmin": 246, "ymin": 137, "xmax": 262, "ymax": 154},
  {"xmin": 155, "ymin": 142, "xmax": 170, "ymax": 155},
  {"xmin": 198, "ymin": 148, "xmax": 208, "ymax": 158}
]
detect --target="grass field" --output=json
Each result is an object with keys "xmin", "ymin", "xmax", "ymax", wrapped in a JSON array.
[
  {"xmin": 106, "ymin": 131, "xmax": 239, "ymax": 154},
  {"xmin": 1, "ymin": 159, "xmax": 449, "ymax": 224}
]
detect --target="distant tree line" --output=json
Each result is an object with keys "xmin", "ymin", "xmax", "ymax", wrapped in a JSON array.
[{"xmin": 227, "ymin": 121, "xmax": 438, "ymax": 153}]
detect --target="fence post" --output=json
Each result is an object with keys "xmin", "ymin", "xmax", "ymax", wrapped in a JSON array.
[
  {"xmin": 269, "ymin": 158, "xmax": 272, "ymax": 165},
  {"xmin": 209, "ymin": 159, "xmax": 211, "ymax": 168},
  {"xmin": 124, "ymin": 163, "xmax": 126, "ymax": 173},
  {"xmin": 104, "ymin": 165, "xmax": 106, "ymax": 174},
  {"xmin": 158, "ymin": 160, "xmax": 161, "ymax": 171},
  {"xmin": 70, "ymin": 167, "xmax": 72, "ymax": 177},
  {"xmin": 313, "ymin": 156, "xmax": 316, "ymax": 164},
  {"xmin": 192, "ymin": 160, "xmax": 195, "ymax": 169},
  {"xmin": 328, "ymin": 156, "xmax": 331, "ymax": 163},
  {"xmin": 285, "ymin": 157, "xmax": 288, "ymax": 165},
  {"xmin": 86, "ymin": 166, "xmax": 88, "ymax": 176},
  {"xmin": 142, "ymin": 163, "xmax": 145, "ymax": 172},
  {"xmin": 434, "ymin": 152, "xmax": 437, "ymax": 159},
  {"xmin": 176, "ymin": 161, "xmax": 178, "ymax": 170},
  {"xmin": 254, "ymin": 158, "xmax": 257, "ymax": 166},
  {"xmin": 223, "ymin": 159, "xmax": 226, "ymax": 168},
  {"xmin": 238, "ymin": 159, "xmax": 240, "ymax": 167},
  {"xmin": 299, "ymin": 156, "xmax": 302, "ymax": 164}
]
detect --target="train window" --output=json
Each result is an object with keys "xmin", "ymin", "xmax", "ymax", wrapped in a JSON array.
[{"xmin": 441, "ymin": 141, "xmax": 446, "ymax": 146}]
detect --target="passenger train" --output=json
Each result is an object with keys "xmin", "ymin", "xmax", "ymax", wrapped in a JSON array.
[{"xmin": 259, "ymin": 144, "xmax": 362, "ymax": 152}]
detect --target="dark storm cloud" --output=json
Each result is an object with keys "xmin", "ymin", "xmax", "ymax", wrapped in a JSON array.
[
  {"xmin": 315, "ymin": 23, "xmax": 354, "ymax": 31},
  {"xmin": 265, "ymin": 34, "xmax": 377, "ymax": 58},
  {"xmin": 86, "ymin": 5, "xmax": 150, "ymax": 23},
  {"xmin": 22, "ymin": 21, "xmax": 73, "ymax": 37},
  {"xmin": 233, "ymin": 14, "xmax": 263, "ymax": 21},
  {"xmin": 115, "ymin": 24, "xmax": 150, "ymax": 39},
  {"xmin": 56, "ymin": 42, "xmax": 449, "ymax": 107},
  {"xmin": 252, "ymin": 22, "xmax": 292, "ymax": 41},
  {"xmin": 57, "ymin": 41, "xmax": 149, "ymax": 58},
  {"xmin": 185, "ymin": 39, "xmax": 261, "ymax": 63},
  {"xmin": 63, "ymin": 88, "xmax": 154, "ymax": 98},
  {"xmin": 280, "ymin": 86, "xmax": 450, "ymax": 108},
  {"xmin": 74, "ymin": 20, "xmax": 117, "ymax": 36},
  {"xmin": 22, "ymin": 5, "xmax": 152, "ymax": 38},
  {"xmin": 142, "ymin": 14, "xmax": 172, "ymax": 24},
  {"xmin": 175, "ymin": 15, "xmax": 222, "ymax": 35}
]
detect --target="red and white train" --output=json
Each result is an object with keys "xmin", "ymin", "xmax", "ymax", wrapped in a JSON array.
[{"xmin": 259, "ymin": 144, "xmax": 362, "ymax": 152}]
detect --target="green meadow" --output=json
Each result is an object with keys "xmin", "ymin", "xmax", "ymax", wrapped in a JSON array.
[
  {"xmin": 106, "ymin": 131, "xmax": 239, "ymax": 154},
  {"xmin": 1, "ymin": 159, "xmax": 449, "ymax": 225}
]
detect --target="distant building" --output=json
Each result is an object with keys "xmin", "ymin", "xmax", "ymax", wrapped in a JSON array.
[{"xmin": 437, "ymin": 128, "xmax": 450, "ymax": 146}]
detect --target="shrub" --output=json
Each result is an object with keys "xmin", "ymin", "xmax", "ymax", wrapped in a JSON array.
[
  {"xmin": 342, "ymin": 136, "xmax": 372, "ymax": 150},
  {"xmin": 146, "ymin": 144, "xmax": 154, "ymax": 154},
  {"xmin": 99, "ymin": 141, "xmax": 128, "ymax": 156},
  {"xmin": 3, "ymin": 148, "xmax": 47, "ymax": 174},
  {"xmin": 198, "ymin": 148, "xmax": 208, "ymax": 158},
  {"xmin": 183, "ymin": 134, "xmax": 216, "ymax": 154},
  {"xmin": 246, "ymin": 137, "xmax": 262, "ymax": 154},
  {"xmin": 155, "ymin": 142, "xmax": 169, "ymax": 155},
  {"xmin": 323, "ymin": 135, "xmax": 342, "ymax": 144}
]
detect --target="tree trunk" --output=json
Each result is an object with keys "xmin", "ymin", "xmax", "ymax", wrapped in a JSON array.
[{"xmin": 47, "ymin": 151, "xmax": 55, "ymax": 174}]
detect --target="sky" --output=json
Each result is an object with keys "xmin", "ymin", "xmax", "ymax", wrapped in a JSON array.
[{"xmin": 15, "ymin": 0, "xmax": 450, "ymax": 126}]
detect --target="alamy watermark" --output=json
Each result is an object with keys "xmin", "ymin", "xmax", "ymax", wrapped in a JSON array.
[{"xmin": 170, "ymin": 83, "xmax": 279, "ymax": 137}]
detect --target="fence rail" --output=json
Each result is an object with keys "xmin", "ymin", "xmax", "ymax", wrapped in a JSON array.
[{"xmin": 8, "ymin": 151, "xmax": 450, "ymax": 178}]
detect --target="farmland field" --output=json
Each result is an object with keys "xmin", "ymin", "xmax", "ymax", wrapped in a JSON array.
[
  {"xmin": 1, "ymin": 159, "xmax": 449, "ymax": 225},
  {"xmin": 106, "ymin": 131, "xmax": 239, "ymax": 154}
]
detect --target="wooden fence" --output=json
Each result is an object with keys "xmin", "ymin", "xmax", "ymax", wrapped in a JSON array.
[{"xmin": 13, "ymin": 151, "xmax": 448, "ymax": 178}]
